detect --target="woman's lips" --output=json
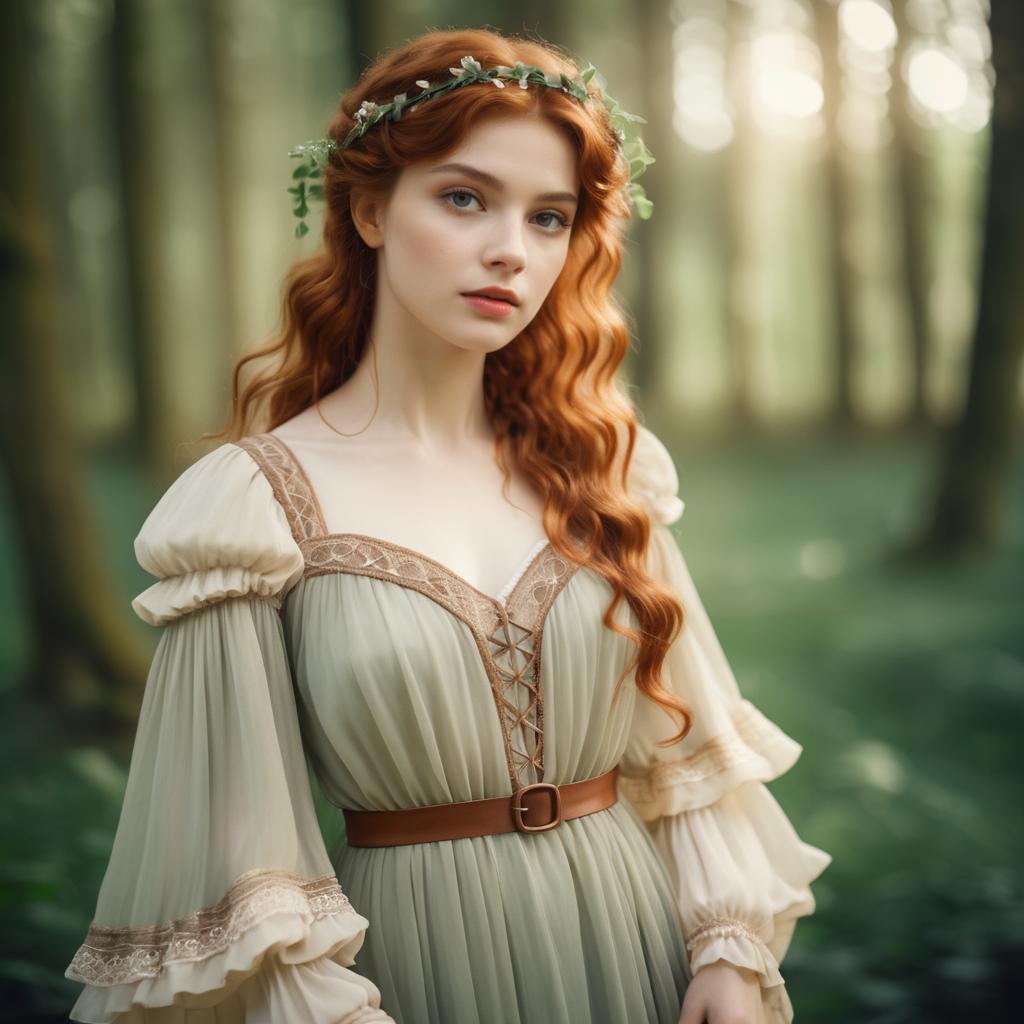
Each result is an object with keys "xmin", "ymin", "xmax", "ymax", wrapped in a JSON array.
[{"xmin": 461, "ymin": 293, "xmax": 517, "ymax": 316}]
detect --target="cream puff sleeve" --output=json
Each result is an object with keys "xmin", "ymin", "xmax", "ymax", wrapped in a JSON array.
[
  {"xmin": 64, "ymin": 442, "xmax": 394, "ymax": 1023},
  {"xmin": 618, "ymin": 425, "xmax": 832, "ymax": 1024}
]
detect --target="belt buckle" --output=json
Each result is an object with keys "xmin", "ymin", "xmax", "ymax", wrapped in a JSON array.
[{"xmin": 512, "ymin": 782, "xmax": 562, "ymax": 833}]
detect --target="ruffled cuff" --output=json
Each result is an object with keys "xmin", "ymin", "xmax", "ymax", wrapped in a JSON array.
[
  {"xmin": 65, "ymin": 869, "xmax": 373, "ymax": 1023},
  {"xmin": 647, "ymin": 781, "xmax": 831, "ymax": 1021},
  {"xmin": 683, "ymin": 918, "xmax": 798, "ymax": 1022},
  {"xmin": 683, "ymin": 930, "xmax": 796, "ymax": 1024},
  {"xmin": 685, "ymin": 915, "xmax": 785, "ymax": 986}
]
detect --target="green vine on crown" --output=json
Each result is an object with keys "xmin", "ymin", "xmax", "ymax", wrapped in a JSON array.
[{"xmin": 288, "ymin": 57, "xmax": 654, "ymax": 238}]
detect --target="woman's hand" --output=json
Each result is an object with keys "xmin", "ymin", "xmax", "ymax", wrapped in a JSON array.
[{"xmin": 678, "ymin": 960, "xmax": 766, "ymax": 1024}]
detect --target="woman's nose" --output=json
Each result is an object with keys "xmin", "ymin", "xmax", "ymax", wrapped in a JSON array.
[{"xmin": 484, "ymin": 215, "xmax": 527, "ymax": 271}]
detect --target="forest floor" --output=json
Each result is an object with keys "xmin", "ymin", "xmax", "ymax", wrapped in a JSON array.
[{"xmin": 2, "ymin": 428, "xmax": 1022, "ymax": 1023}]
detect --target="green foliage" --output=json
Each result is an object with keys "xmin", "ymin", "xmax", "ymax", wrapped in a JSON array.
[{"xmin": 667, "ymin": 431, "xmax": 1024, "ymax": 1022}]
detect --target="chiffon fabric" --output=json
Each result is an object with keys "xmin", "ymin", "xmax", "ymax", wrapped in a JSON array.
[{"xmin": 65, "ymin": 424, "xmax": 830, "ymax": 1023}]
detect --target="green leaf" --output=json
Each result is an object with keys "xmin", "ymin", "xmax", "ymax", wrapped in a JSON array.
[
  {"xmin": 307, "ymin": 184, "xmax": 324, "ymax": 200},
  {"xmin": 295, "ymin": 221, "xmax": 310, "ymax": 239},
  {"xmin": 292, "ymin": 164, "xmax": 310, "ymax": 179},
  {"xmin": 629, "ymin": 183, "xmax": 653, "ymax": 220},
  {"xmin": 628, "ymin": 154, "xmax": 655, "ymax": 179}
]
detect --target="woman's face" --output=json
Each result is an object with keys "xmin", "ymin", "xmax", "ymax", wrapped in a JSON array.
[{"xmin": 353, "ymin": 111, "xmax": 580, "ymax": 355}]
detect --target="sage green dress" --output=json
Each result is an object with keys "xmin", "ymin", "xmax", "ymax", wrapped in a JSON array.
[{"xmin": 64, "ymin": 425, "xmax": 830, "ymax": 1024}]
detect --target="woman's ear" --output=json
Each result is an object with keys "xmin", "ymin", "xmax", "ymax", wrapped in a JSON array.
[{"xmin": 350, "ymin": 189, "xmax": 387, "ymax": 249}]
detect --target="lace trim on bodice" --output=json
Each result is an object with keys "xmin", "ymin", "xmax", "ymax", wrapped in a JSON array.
[{"xmin": 234, "ymin": 433, "xmax": 584, "ymax": 793}]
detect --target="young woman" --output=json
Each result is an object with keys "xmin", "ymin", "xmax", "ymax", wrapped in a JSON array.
[{"xmin": 65, "ymin": 27, "xmax": 830, "ymax": 1024}]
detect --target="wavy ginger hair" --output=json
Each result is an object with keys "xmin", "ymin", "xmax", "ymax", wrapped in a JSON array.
[{"xmin": 205, "ymin": 27, "xmax": 691, "ymax": 749}]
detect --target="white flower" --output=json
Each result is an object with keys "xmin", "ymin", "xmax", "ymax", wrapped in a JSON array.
[
  {"xmin": 450, "ymin": 56, "xmax": 482, "ymax": 79},
  {"xmin": 415, "ymin": 79, "xmax": 430, "ymax": 89},
  {"xmin": 518, "ymin": 76, "xmax": 529, "ymax": 89},
  {"xmin": 355, "ymin": 100, "xmax": 379, "ymax": 123},
  {"xmin": 491, "ymin": 77, "xmax": 506, "ymax": 88}
]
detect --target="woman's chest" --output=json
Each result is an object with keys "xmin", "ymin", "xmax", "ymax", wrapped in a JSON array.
[
  {"xmin": 282, "ymin": 562, "xmax": 641, "ymax": 796},
  {"xmin": 267, "ymin": 431, "xmax": 550, "ymax": 600}
]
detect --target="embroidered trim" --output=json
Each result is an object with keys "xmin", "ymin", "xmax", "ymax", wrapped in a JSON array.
[
  {"xmin": 618, "ymin": 700, "xmax": 791, "ymax": 802},
  {"xmin": 235, "ymin": 435, "xmax": 327, "ymax": 543},
  {"xmin": 65, "ymin": 868, "xmax": 354, "ymax": 987},
  {"xmin": 303, "ymin": 532, "xmax": 509, "ymax": 631},
  {"xmin": 233, "ymin": 433, "xmax": 583, "ymax": 794},
  {"xmin": 684, "ymin": 915, "xmax": 768, "ymax": 954}
]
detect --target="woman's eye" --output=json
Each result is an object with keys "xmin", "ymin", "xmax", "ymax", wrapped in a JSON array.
[
  {"xmin": 440, "ymin": 189, "xmax": 570, "ymax": 232},
  {"xmin": 534, "ymin": 211, "xmax": 569, "ymax": 231},
  {"xmin": 442, "ymin": 189, "xmax": 481, "ymax": 211}
]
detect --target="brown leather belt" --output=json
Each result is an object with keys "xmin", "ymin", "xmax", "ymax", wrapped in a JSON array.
[{"xmin": 343, "ymin": 766, "xmax": 620, "ymax": 848}]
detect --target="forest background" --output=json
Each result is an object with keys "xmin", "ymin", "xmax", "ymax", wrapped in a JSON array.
[{"xmin": 1, "ymin": 1, "xmax": 1021, "ymax": 1022}]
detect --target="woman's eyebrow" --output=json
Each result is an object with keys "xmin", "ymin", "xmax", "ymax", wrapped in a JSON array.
[{"xmin": 428, "ymin": 162, "xmax": 578, "ymax": 206}]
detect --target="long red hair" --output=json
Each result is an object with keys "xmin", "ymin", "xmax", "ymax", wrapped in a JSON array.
[{"xmin": 204, "ymin": 27, "xmax": 691, "ymax": 748}]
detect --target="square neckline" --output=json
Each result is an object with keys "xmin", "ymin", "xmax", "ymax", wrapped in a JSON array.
[{"xmin": 264, "ymin": 431, "xmax": 556, "ymax": 609}]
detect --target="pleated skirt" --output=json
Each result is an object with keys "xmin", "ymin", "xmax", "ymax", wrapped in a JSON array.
[{"xmin": 336, "ymin": 799, "xmax": 690, "ymax": 1024}]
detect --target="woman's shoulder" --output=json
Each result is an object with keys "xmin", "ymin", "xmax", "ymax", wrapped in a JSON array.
[
  {"xmin": 626, "ymin": 422, "xmax": 685, "ymax": 527},
  {"xmin": 131, "ymin": 439, "xmax": 305, "ymax": 626}
]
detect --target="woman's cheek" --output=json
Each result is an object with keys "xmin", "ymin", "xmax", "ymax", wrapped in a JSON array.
[{"xmin": 405, "ymin": 213, "xmax": 464, "ymax": 265}]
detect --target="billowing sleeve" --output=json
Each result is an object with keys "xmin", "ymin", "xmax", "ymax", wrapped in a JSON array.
[
  {"xmin": 618, "ymin": 425, "xmax": 832, "ymax": 1024},
  {"xmin": 64, "ymin": 442, "xmax": 394, "ymax": 1023}
]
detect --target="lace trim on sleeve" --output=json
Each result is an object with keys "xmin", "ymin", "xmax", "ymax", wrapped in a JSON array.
[
  {"xmin": 66, "ymin": 868, "xmax": 353, "ymax": 987},
  {"xmin": 684, "ymin": 915, "xmax": 767, "ymax": 954},
  {"xmin": 619, "ymin": 699, "xmax": 802, "ymax": 819}
]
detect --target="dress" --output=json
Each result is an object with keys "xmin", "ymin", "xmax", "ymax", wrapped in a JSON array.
[{"xmin": 64, "ymin": 424, "xmax": 831, "ymax": 1024}]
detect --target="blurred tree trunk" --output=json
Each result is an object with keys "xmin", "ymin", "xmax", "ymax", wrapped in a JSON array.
[
  {"xmin": 812, "ymin": 0, "xmax": 858, "ymax": 429},
  {"xmin": 724, "ymin": 0, "xmax": 757, "ymax": 431},
  {"xmin": 631, "ymin": 0, "xmax": 675, "ymax": 408},
  {"xmin": 200, "ymin": 0, "xmax": 341, "ymax": 370},
  {"xmin": 913, "ymin": 1, "xmax": 1024, "ymax": 554},
  {"xmin": 0, "ymin": 2, "xmax": 150, "ymax": 732},
  {"xmin": 111, "ymin": 0, "xmax": 151, "ymax": 450},
  {"xmin": 892, "ymin": 0, "xmax": 932, "ymax": 427},
  {"xmin": 201, "ymin": 1, "xmax": 243, "ymax": 369},
  {"xmin": 111, "ymin": 0, "xmax": 231, "ymax": 475}
]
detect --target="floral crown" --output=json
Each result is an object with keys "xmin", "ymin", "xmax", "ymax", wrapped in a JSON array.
[{"xmin": 287, "ymin": 56, "xmax": 655, "ymax": 238}]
